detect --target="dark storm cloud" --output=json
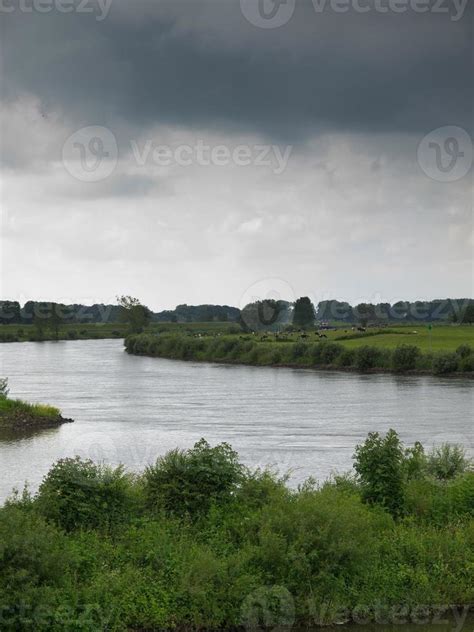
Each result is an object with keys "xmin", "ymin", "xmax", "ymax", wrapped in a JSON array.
[{"xmin": 1, "ymin": 0, "xmax": 472, "ymax": 144}]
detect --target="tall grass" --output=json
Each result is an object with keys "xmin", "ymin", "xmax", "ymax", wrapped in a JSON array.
[{"xmin": 0, "ymin": 397, "xmax": 60, "ymax": 419}]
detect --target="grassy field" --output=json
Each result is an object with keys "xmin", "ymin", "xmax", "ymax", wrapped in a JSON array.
[
  {"xmin": 125, "ymin": 325, "xmax": 474, "ymax": 375},
  {"xmin": 306, "ymin": 325, "xmax": 474, "ymax": 352},
  {"xmin": 1, "ymin": 322, "xmax": 472, "ymax": 351}
]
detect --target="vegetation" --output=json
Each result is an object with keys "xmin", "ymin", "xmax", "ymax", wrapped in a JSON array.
[
  {"xmin": 116, "ymin": 295, "xmax": 151, "ymax": 334},
  {"xmin": 0, "ymin": 378, "xmax": 67, "ymax": 429},
  {"xmin": 1, "ymin": 298, "xmax": 473, "ymax": 331},
  {"xmin": 0, "ymin": 321, "xmax": 238, "ymax": 343},
  {"xmin": 292, "ymin": 296, "xmax": 316, "ymax": 328},
  {"xmin": 125, "ymin": 328, "xmax": 474, "ymax": 376},
  {"xmin": 0, "ymin": 300, "xmax": 240, "ymax": 327},
  {"xmin": 0, "ymin": 431, "xmax": 472, "ymax": 631}
]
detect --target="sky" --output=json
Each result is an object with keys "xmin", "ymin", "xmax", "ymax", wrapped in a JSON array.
[{"xmin": 1, "ymin": 0, "xmax": 472, "ymax": 312}]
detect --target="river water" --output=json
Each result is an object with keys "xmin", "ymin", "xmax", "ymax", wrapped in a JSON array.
[{"xmin": 0, "ymin": 339, "xmax": 472, "ymax": 502}]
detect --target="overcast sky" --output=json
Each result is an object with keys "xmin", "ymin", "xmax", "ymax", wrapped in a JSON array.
[{"xmin": 1, "ymin": 0, "xmax": 472, "ymax": 311}]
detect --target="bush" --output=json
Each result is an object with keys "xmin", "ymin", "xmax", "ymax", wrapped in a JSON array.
[
  {"xmin": 270, "ymin": 348, "xmax": 282, "ymax": 364},
  {"xmin": 456, "ymin": 344, "xmax": 472, "ymax": 359},
  {"xmin": 0, "ymin": 332, "xmax": 19, "ymax": 342},
  {"xmin": 0, "ymin": 505, "xmax": 77, "ymax": 631},
  {"xmin": 311, "ymin": 341, "xmax": 344, "ymax": 365},
  {"xmin": 292, "ymin": 341, "xmax": 308, "ymax": 359},
  {"xmin": 0, "ymin": 435, "xmax": 473, "ymax": 629},
  {"xmin": 36, "ymin": 457, "xmax": 136, "ymax": 531},
  {"xmin": 392, "ymin": 344, "xmax": 421, "ymax": 372},
  {"xmin": 432, "ymin": 352, "xmax": 458, "ymax": 375},
  {"xmin": 335, "ymin": 348, "xmax": 356, "ymax": 367},
  {"xmin": 354, "ymin": 345, "xmax": 385, "ymax": 371},
  {"xmin": 458, "ymin": 354, "xmax": 474, "ymax": 372},
  {"xmin": 67, "ymin": 330, "xmax": 78, "ymax": 340},
  {"xmin": 455, "ymin": 343, "xmax": 474, "ymax": 371},
  {"xmin": 405, "ymin": 473, "xmax": 474, "ymax": 524},
  {"xmin": 427, "ymin": 444, "xmax": 470, "ymax": 481},
  {"xmin": 353, "ymin": 429, "xmax": 405, "ymax": 517},
  {"xmin": 144, "ymin": 439, "xmax": 243, "ymax": 517}
]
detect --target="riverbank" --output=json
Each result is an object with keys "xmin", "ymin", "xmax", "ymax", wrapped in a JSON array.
[
  {"xmin": 0, "ymin": 397, "xmax": 73, "ymax": 430},
  {"xmin": 125, "ymin": 332, "xmax": 474, "ymax": 377},
  {"xmin": 0, "ymin": 322, "xmax": 238, "ymax": 343},
  {"xmin": 1, "ymin": 432, "xmax": 472, "ymax": 631}
]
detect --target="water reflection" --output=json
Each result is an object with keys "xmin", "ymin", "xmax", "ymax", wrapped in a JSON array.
[{"xmin": 0, "ymin": 425, "xmax": 61, "ymax": 444}]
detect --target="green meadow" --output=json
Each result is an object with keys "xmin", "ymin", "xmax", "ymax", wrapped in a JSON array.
[
  {"xmin": 295, "ymin": 324, "xmax": 474, "ymax": 352},
  {"xmin": 125, "ymin": 325, "xmax": 474, "ymax": 375}
]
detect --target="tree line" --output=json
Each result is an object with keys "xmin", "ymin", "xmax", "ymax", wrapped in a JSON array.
[
  {"xmin": 1, "ymin": 297, "xmax": 473, "ymax": 329},
  {"xmin": 0, "ymin": 301, "xmax": 240, "ymax": 326}
]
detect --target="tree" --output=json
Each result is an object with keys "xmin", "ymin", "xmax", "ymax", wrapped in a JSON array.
[
  {"xmin": 47, "ymin": 303, "xmax": 68, "ymax": 340},
  {"xmin": 292, "ymin": 297, "xmax": 315, "ymax": 328},
  {"xmin": 117, "ymin": 296, "xmax": 151, "ymax": 333},
  {"xmin": 354, "ymin": 303, "xmax": 376, "ymax": 327},
  {"xmin": 353, "ymin": 429, "xmax": 405, "ymax": 517},
  {"xmin": 240, "ymin": 300, "xmax": 290, "ymax": 332},
  {"xmin": 461, "ymin": 303, "xmax": 474, "ymax": 325},
  {"xmin": 33, "ymin": 314, "xmax": 46, "ymax": 340}
]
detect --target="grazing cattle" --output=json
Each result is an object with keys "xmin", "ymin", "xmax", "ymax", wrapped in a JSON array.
[{"xmin": 357, "ymin": 327, "xmax": 366, "ymax": 332}]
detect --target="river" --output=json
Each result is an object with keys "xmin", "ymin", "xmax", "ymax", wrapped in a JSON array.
[{"xmin": 0, "ymin": 339, "xmax": 472, "ymax": 502}]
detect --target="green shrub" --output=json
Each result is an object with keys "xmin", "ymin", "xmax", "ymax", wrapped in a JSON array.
[
  {"xmin": 456, "ymin": 344, "xmax": 472, "ymax": 359},
  {"xmin": 0, "ymin": 505, "xmax": 77, "ymax": 631},
  {"xmin": 354, "ymin": 345, "xmax": 385, "ymax": 371},
  {"xmin": 427, "ymin": 444, "xmax": 470, "ymax": 481},
  {"xmin": 392, "ymin": 344, "xmax": 421, "ymax": 372},
  {"xmin": 36, "ymin": 457, "xmax": 136, "ymax": 531},
  {"xmin": 311, "ymin": 341, "xmax": 344, "ymax": 365},
  {"xmin": 335, "ymin": 348, "xmax": 356, "ymax": 367},
  {"xmin": 144, "ymin": 439, "xmax": 243, "ymax": 517},
  {"xmin": 405, "ymin": 472, "xmax": 474, "ymax": 525},
  {"xmin": 0, "ymin": 434, "xmax": 473, "ymax": 629},
  {"xmin": 270, "ymin": 348, "xmax": 282, "ymax": 364},
  {"xmin": 458, "ymin": 354, "xmax": 474, "ymax": 372},
  {"xmin": 353, "ymin": 429, "xmax": 405, "ymax": 517},
  {"xmin": 291, "ymin": 341, "xmax": 308, "ymax": 359},
  {"xmin": 432, "ymin": 352, "xmax": 458, "ymax": 374}
]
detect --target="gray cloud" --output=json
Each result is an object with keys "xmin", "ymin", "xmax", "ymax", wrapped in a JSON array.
[
  {"xmin": 1, "ymin": 0, "xmax": 472, "ymax": 143},
  {"xmin": 0, "ymin": 0, "xmax": 472, "ymax": 308}
]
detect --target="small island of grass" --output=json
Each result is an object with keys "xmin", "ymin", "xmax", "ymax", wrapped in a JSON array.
[{"xmin": 0, "ymin": 378, "xmax": 73, "ymax": 430}]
